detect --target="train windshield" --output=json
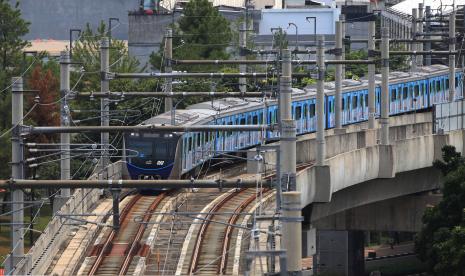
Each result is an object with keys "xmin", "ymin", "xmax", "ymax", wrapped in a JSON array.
[{"xmin": 126, "ymin": 133, "xmax": 178, "ymax": 166}]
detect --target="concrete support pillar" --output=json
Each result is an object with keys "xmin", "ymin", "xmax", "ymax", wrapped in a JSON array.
[
  {"xmin": 368, "ymin": 20, "xmax": 376, "ymax": 129},
  {"xmin": 164, "ymin": 28, "xmax": 173, "ymax": 112},
  {"xmin": 411, "ymin": 9, "xmax": 418, "ymax": 72},
  {"xmin": 316, "ymin": 36, "xmax": 326, "ymax": 166},
  {"xmin": 335, "ymin": 21, "xmax": 343, "ymax": 130},
  {"xmin": 449, "ymin": 11, "xmax": 456, "ymax": 102},
  {"xmin": 381, "ymin": 28, "xmax": 390, "ymax": 146},
  {"xmin": 57, "ymin": 50, "xmax": 71, "ymax": 210},
  {"xmin": 425, "ymin": 6, "xmax": 432, "ymax": 66},
  {"xmin": 100, "ymin": 37, "xmax": 110, "ymax": 179},
  {"xmin": 9, "ymin": 77, "xmax": 24, "ymax": 274},
  {"xmin": 239, "ymin": 21, "xmax": 247, "ymax": 94},
  {"xmin": 281, "ymin": 192, "xmax": 302, "ymax": 274}
]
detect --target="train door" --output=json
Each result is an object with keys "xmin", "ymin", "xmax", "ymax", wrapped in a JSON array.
[
  {"xmin": 375, "ymin": 87, "xmax": 381, "ymax": 116},
  {"xmin": 309, "ymin": 100, "xmax": 316, "ymax": 131},
  {"xmin": 357, "ymin": 90, "xmax": 364, "ymax": 122},
  {"xmin": 342, "ymin": 93, "xmax": 349, "ymax": 124},
  {"xmin": 390, "ymin": 86, "xmax": 397, "ymax": 115},
  {"xmin": 456, "ymin": 72, "xmax": 463, "ymax": 100},
  {"xmin": 326, "ymin": 96, "xmax": 335, "ymax": 128},
  {"xmin": 302, "ymin": 101, "xmax": 309, "ymax": 132},
  {"xmin": 362, "ymin": 91, "xmax": 368, "ymax": 121},
  {"xmin": 350, "ymin": 92, "xmax": 358, "ymax": 123}
]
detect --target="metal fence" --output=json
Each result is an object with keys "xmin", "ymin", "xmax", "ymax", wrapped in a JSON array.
[{"xmin": 434, "ymin": 99, "xmax": 465, "ymax": 133}]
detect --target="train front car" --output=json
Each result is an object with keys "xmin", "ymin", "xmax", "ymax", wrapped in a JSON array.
[{"xmin": 124, "ymin": 132, "xmax": 182, "ymax": 183}]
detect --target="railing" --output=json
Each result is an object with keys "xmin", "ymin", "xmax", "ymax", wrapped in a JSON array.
[{"xmin": 434, "ymin": 98, "xmax": 465, "ymax": 133}]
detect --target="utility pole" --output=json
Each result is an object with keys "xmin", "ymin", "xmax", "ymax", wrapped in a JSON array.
[
  {"xmin": 9, "ymin": 77, "xmax": 24, "ymax": 273},
  {"xmin": 425, "ymin": 6, "xmax": 432, "ymax": 66},
  {"xmin": 368, "ymin": 20, "xmax": 376, "ymax": 129},
  {"xmin": 279, "ymin": 49, "xmax": 295, "ymax": 192},
  {"xmin": 340, "ymin": 14, "xmax": 346, "ymax": 79},
  {"xmin": 335, "ymin": 21, "xmax": 343, "ymax": 130},
  {"xmin": 411, "ymin": 9, "xmax": 418, "ymax": 72},
  {"xmin": 279, "ymin": 48, "xmax": 300, "ymax": 274},
  {"xmin": 55, "ymin": 50, "xmax": 71, "ymax": 213},
  {"xmin": 316, "ymin": 36, "xmax": 326, "ymax": 166},
  {"xmin": 165, "ymin": 28, "xmax": 173, "ymax": 112},
  {"xmin": 100, "ymin": 38, "xmax": 110, "ymax": 181},
  {"xmin": 239, "ymin": 21, "xmax": 247, "ymax": 94},
  {"xmin": 381, "ymin": 28, "xmax": 390, "ymax": 145},
  {"xmin": 418, "ymin": 3, "xmax": 424, "ymax": 67},
  {"xmin": 281, "ymin": 191, "xmax": 302, "ymax": 274},
  {"xmin": 449, "ymin": 11, "xmax": 456, "ymax": 102}
]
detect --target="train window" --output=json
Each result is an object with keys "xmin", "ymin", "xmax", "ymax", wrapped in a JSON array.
[
  {"xmin": 403, "ymin": 87, "xmax": 408, "ymax": 99},
  {"xmin": 295, "ymin": 106, "xmax": 302, "ymax": 119},
  {"xmin": 188, "ymin": 137, "xmax": 192, "ymax": 151},
  {"xmin": 303, "ymin": 104, "xmax": 308, "ymax": 117},
  {"xmin": 330, "ymin": 101, "xmax": 335, "ymax": 112},
  {"xmin": 359, "ymin": 95, "xmax": 363, "ymax": 106},
  {"xmin": 342, "ymin": 98, "xmax": 345, "ymax": 110},
  {"xmin": 391, "ymin": 89, "xmax": 396, "ymax": 102},
  {"xmin": 456, "ymin": 77, "xmax": 459, "ymax": 86},
  {"xmin": 310, "ymin": 104, "xmax": 316, "ymax": 116},
  {"xmin": 446, "ymin": 79, "xmax": 449, "ymax": 90},
  {"xmin": 414, "ymin": 85, "xmax": 419, "ymax": 97},
  {"xmin": 430, "ymin": 83, "xmax": 433, "ymax": 92},
  {"xmin": 352, "ymin": 95, "xmax": 357, "ymax": 108},
  {"xmin": 436, "ymin": 80, "xmax": 441, "ymax": 92},
  {"xmin": 364, "ymin": 94, "xmax": 368, "ymax": 105},
  {"xmin": 240, "ymin": 117, "xmax": 246, "ymax": 125},
  {"xmin": 197, "ymin": 133, "xmax": 201, "ymax": 147},
  {"xmin": 253, "ymin": 115, "xmax": 258, "ymax": 124}
]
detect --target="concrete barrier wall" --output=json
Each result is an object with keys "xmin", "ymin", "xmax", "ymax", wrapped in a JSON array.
[
  {"xmin": 327, "ymin": 146, "xmax": 380, "ymax": 193},
  {"xmin": 395, "ymin": 135, "xmax": 435, "ymax": 173}
]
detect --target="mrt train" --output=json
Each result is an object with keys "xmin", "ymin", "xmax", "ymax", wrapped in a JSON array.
[{"xmin": 123, "ymin": 65, "xmax": 463, "ymax": 181}]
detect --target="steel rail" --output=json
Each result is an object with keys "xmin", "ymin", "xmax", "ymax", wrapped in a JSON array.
[
  {"xmin": 189, "ymin": 189, "xmax": 246, "ymax": 274},
  {"xmin": 88, "ymin": 194, "xmax": 142, "ymax": 276},
  {"xmin": 218, "ymin": 189, "xmax": 268, "ymax": 274},
  {"xmin": 118, "ymin": 193, "xmax": 167, "ymax": 276}
]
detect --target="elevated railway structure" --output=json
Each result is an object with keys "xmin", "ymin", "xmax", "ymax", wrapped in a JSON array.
[{"xmin": 12, "ymin": 109, "xmax": 449, "ymax": 275}]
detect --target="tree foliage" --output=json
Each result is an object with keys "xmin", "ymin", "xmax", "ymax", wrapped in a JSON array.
[
  {"xmin": 27, "ymin": 65, "xmax": 60, "ymax": 143},
  {"xmin": 0, "ymin": 0, "xmax": 29, "ymax": 179},
  {"xmin": 415, "ymin": 145, "xmax": 465, "ymax": 275}
]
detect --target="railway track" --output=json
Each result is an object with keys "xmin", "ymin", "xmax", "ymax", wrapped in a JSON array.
[
  {"xmin": 80, "ymin": 193, "xmax": 168, "ymax": 276},
  {"xmin": 180, "ymin": 188, "xmax": 270, "ymax": 275}
]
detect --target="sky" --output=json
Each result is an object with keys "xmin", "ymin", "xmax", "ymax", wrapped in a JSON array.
[{"xmin": 391, "ymin": 0, "xmax": 465, "ymax": 15}]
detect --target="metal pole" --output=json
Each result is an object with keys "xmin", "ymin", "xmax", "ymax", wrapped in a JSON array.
[
  {"xmin": 100, "ymin": 38, "xmax": 110, "ymax": 180},
  {"xmin": 165, "ymin": 28, "xmax": 173, "ymax": 112},
  {"xmin": 449, "ymin": 11, "xmax": 456, "ymax": 102},
  {"xmin": 411, "ymin": 9, "xmax": 418, "ymax": 72},
  {"xmin": 368, "ymin": 21, "xmax": 376, "ymax": 129},
  {"xmin": 418, "ymin": 3, "xmax": 424, "ymax": 66},
  {"xmin": 425, "ymin": 6, "xmax": 432, "ymax": 66},
  {"xmin": 316, "ymin": 36, "xmax": 326, "ymax": 166},
  {"xmin": 340, "ymin": 14, "xmax": 346, "ymax": 79},
  {"xmin": 281, "ymin": 192, "xmax": 302, "ymax": 274},
  {"xmin": 1, "ymin": 179, "xmax": 272, "ymax": 189},
  {"xmin": 9, "ymin": 77, "xmax": 24, "ymax": 273},
  {"xmin": 59, "ymin": 51, "xmax": 71, "ymax": 206},
  {"xmin": 335, "ymin": 21, "xmax": 343, "ymax": 129},
  {"xmin": 381, "ymin": 28, "xmax": 390, "ymax": 145},
  {"xmin": 239, "ymin": 21, "xmax": 247, "ymax": 94}
]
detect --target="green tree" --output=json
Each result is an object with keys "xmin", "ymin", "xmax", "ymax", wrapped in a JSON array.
[
  {"xmin": 415, "ymin": 145, "xmax": 465, "ymax": 275},
  {"xmin": 150, "ymin": 0, "xmax": 232, "ymax": 71},
  {"xmin": 0, "ymin": 0, "xmax": 29, "ymax": 179}
]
